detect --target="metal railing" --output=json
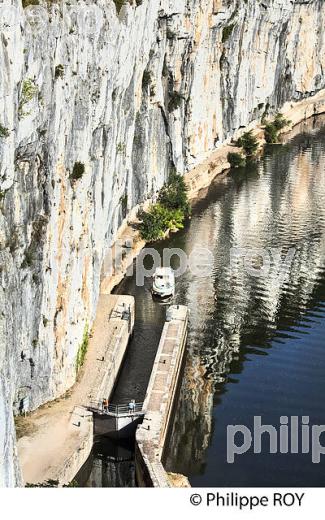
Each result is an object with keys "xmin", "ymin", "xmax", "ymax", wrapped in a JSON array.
[{"xmin": 88, "ymin": 400, "xmax": 144, "ymax": 417}]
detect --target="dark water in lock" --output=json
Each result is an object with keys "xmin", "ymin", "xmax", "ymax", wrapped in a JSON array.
[{"xmin": 77, "ymin": 116, "xmax": 325, "ymax": 487}]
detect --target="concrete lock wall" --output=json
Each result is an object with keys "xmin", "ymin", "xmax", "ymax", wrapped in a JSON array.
[
  {"xmin": 94, "ymin": 414, "xmax": 142, "ymax": 438},
  {"xmin": 97, "ymin": 296, "xmax": 135, "ymax": 401},
  {"xmin": 61, "ymin": 295, "xmax": 136, "ymax": 485},
  {"xmin": 135, "ymin": 305, "xmax": 189, "ymax": 487}
]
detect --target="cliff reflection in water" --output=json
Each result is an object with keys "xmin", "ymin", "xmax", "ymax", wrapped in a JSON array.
[{"xmin": 164, "ymin": 116, "xmax": 325, "ymax": 486}]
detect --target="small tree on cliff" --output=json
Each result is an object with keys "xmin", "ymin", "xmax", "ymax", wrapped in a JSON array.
[
  {"xmin": 158, "ymin": 171, "xmax": 191, "ymax": 217},
  {"xmin": 227, "ymin": 152, "xmax": 246, "ymax": 168},
  {"xmin": 236, "ymin": 130, "xmax": 259, "ymax": 157},
  {"xmin": 264, "ymin": 113, "xmax": 292, "ymax": 143},
  {"xmin": 138, "ymin": 171, "xmax": 190, "ymax": 241}
]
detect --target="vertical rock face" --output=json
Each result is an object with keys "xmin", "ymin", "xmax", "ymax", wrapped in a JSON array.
[{"xmin": 0, "ymin": 0, "xmax": 324, "ymax": 485}]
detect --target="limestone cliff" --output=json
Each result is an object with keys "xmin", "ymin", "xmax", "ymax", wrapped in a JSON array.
[{"xmin": 0, "ymin": 0, "xmax": 324, "ymax": 486}]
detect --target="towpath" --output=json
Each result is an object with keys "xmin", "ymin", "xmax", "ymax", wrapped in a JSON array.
[{"xmin": 17, "ymin": 294, "xmax": 134, "ymax": 485}]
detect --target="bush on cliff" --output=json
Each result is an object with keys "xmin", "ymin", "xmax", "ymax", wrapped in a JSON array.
[
  {"xmin": 70, "ymin": 162, "xmax": 85, "ymax": 181},
  {"xmin": 138, "ymin": 204, "xmax": 184, "ymax": 241},
  {"xmin": 236, "ymin": 130, "xmax": 259, "ymax": 157},
  {"xmin": 76, "ymin": 325, "xmax": 89, "ymax": 374},
  {"xmin": 0, "ymin": 124, "xmax": 9, "ymax": 138},
  {"xmin": 264, "ymin": 113, "xmax": 291, "ymax": 143},
  {"xmin": 227, "ymin": 152, "xmax": 246, "ymax": 168},
  {"xmin": 138, "ymin": 172, "xmax": 190, "ymax": 241},
  {"xmin": 158, "ymin": 171, "xmax": 190, "ymax": 216},
  {"xmin": 113, "ymin": 0, "xmax": 127, "ymax": 14},
  {"xmin": 264, "ymin": 123, "xmax": 278, "ymax": 143},
  {"xmin": 22, "ymin": 0, "xmax": 39, "ymax": 7},
  {"xmin": 55, "ymin": 64, "xmax": 64, "ymax": 80},
  {"xmin": 18, "ymin": 78, "xmax": 38, "ymax": 119},
  {"xmin": 113, "ymin": 0, "xmax": 142, "ymax": 14}
]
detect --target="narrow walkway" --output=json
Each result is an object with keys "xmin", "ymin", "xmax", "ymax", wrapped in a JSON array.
[
  {"xmin": 136, "ymin": 305, "xmax": 189, "ymax": 487},
  {"xmin": 88, "ymin": 401, "xmax": 144, "ymax": 417},
  {"xmin": 17, "ymin": 294, "xmax": 134, "ymax": 485}
]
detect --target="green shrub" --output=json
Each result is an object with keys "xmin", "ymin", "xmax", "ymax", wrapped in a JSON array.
[
  {"xmin": 138, "ymin": 204, "xmax": 184, "ymax": 241},
  {"xmin": 264, "ymin": 113, "xmax": 291, "ymax": 143},
  {"xmin": 168, "ymin": 91, "xmax": 183, "ymax": 112},
  {"xmin": 70, "ymin": 162, "xmax": 85, "ymax": 181},
  {"xmin": 117, "ymin": 142, "xmax": 126, "ymax": 154},
  {"xmin": 0, "ymin": 124, "xmax": 9, "ymax": 138},
  {"xmin": 227, "ymin": 152, "xmax": 246, "ymax": 168},
  {"xmin": 55, "ymin": 64, "xmax": 64, "ymax": 80},
  {"xmin": 113, "ymin": 0, "xmax": 125, "ymax": 13},
  {"xmin": 264, "ymin": 123, "xmax": 278, "ymax": 144},
  {"xmin": 113, "ymin": 0, "xmax": 142, "ymax": 13},
  {"xmin": 158, "ymin": 171, "xmax": 190, "ymax": 216},
  {"xmin": 273, "ymin": 113, "xmax": 291, "ymax": 131},
  {"xmin": 76, "ymin": 325, "xmax": 89, "ymax": 373},
  {"xmin": 18, "ymin": 79, "xmax": 38, "ymax": 118},
  {"xmin": 113, "ymin": 0, "xmax": 128, "ymax": 14},
  {"xmin": 236, "ymin": 130, "xmax": 259, "ymax": 157},
  {"xmin": 138, "ymin": 172, "xmax": 190, "ymax": 241},
  {"xmin": 22, "ymin": 0, "xmax": 39, "ymax": 7}
]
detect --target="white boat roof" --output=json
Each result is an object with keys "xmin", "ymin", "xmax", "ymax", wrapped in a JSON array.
[{"xmin": 154, "ymin": 267, "xmax": 174, "ymax": 276}]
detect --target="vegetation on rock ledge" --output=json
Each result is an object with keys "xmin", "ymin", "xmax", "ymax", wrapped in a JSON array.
[
  {"xmin": 113, "ymin": 0, "xmax": 143, "ymax": 15},
  {"xmin": 70, "ymin": 161, "xmax": 85, "ymax": 181},
  {"xmin": 230, "ymin": 114, "xmax": 291, "ymax": 169},
  {"xmin": 18, "ymin": 78, "xmax": 38, "ymax": 119},
  {"xmin": 55, "ymin": 64, "xmax": 64, "ymax": 80},
  {"xmin": 76, "ymin": 325, "xmax": 89, "ymax": 374},
  {"xmin": 227, "ymin": 152, "xmax": 246, "ymax": 168},
  {"xmin": 229, "ymin": 130, "xmax": 259, "ymax": 168},
  {"xmin": 138, "ymin": 172, "xmax": 190, "ymax": 242},
  {"xmin": 22, "ymin": 0, "xmax": 40, "ymax": 7},
  {"xmin": 264, "ymin": 113, "xmax": 291, "ymax": 143},
  {"xmin": 236, "ymin": 130, "xmax": 259, "ymax": 157},
  {"xmin": 0, "ymin": 124, "xmax": 9, "ymax": 138}
]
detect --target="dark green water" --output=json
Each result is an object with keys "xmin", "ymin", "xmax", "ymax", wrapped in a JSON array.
[{"xmin": 79, "ymin": 116, "xmax": 325, "ymax": 487}]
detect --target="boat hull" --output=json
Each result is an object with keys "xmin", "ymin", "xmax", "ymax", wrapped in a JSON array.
[{"xmin": 152, "ymin": 288, "xmax": 175, "ymax": 298}]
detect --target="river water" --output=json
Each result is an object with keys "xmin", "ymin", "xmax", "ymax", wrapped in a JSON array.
[{"xmin": 77, "ymin": 116, "xmax": 325, "ymax": 487}]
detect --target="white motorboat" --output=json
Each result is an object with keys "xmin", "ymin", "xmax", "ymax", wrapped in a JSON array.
[{"xmin": 152, "ymin": 267, "xmax": 175, "ymax": 298}]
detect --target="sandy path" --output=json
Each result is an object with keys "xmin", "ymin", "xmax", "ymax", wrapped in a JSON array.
[{"xmin": 17, "ymin": 294, "xmax": 124, "ymax": 485}]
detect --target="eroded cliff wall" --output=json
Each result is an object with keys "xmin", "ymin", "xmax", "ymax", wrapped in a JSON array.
[{"xmin": 0, "ymin": 0, "xmax": 324, "ymax": 485}]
